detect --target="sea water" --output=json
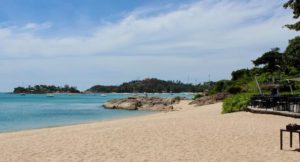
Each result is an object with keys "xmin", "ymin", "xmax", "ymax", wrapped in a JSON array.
[{"xmin": 0, "ymin": 93, "xmax": 193, "ymax": 132}]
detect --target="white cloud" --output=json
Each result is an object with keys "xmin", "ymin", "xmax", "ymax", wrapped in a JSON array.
[
  {"xmin": 22, "ymin": 22, "xmax": 52, "ymax": 30},
  {"xmin": 0, "ymin": 0, "xmax": 298, "ymax": 91},
  {"xmin": 0, "ymin": 0, "xmax": 296, "ymax": 58}
]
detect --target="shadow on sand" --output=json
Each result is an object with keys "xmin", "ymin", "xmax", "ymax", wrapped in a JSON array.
[{"xmin": 292, "ymin": 148, "xmax": 300, "ymax": 152}]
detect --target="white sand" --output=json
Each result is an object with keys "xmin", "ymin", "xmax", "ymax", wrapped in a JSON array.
[{"xmin": 0, "ymin": 101, "xmax": 299, "ymax": 162}]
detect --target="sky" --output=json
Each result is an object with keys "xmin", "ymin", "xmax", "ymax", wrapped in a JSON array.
[{"xmin": 0, "ymin": 0, "xmax": 298, "ymax": 92}]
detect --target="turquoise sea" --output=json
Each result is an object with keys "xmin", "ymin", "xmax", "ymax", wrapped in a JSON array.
[{"xmin": 0, "ymin": 93, "xmax": 193, "ymax": 133}]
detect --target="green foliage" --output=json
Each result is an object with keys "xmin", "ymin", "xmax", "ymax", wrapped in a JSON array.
[
  {"xmin": 87, "ymin": 85, "xmax": 119, "ymax": 93},
  {"xmin": 252, "ymin": 48, "xmax": 284, "ymax": 73},
  {"xmin": 210, "ymin": 80, "xmax": 231, "ymax": 94},
  {"xmin": 286, "ymin": 66, "xmax": 299, "ymax": 75},
  {"xmin": 293, "ymin": 89, "xmax": 300, "ymax": 94},
  {"xmin": 284, "ymin": 0, "xmax": 300, "ymax": 31},
  {"xmin": 209, "ymin": 79, "xmax": 249, "ymax": 95},
  {"xmin": 173, "ymin": 96, "xmax": 182, "ymax": 102},
  {"xmin": 227, "ymin": 86, "xmax": 242, "ymax": 94},
  {"xmin": 197, "ymin": 81, "xmax": 216, "ymax": 92},
  {"xmin": 231, "ymin": 69, "xmax": 251, "ymax": 80},
  {"xmin": 87, "ymin": 78, "xmax": 216, "ymax": 93},
  {"xmin": 222, "ymin": 93, "xmax": 253, "ymax": 113},
  {"xmin": 193, "ymin": 93, "xmax": 204, "ymax": 100},
  {"xmin": 285, "ymin": 36, "xmax": 300, "ymax": 70},
  {"xmin": 14, "ymin": 85, "xmax": 80, "ymax": 94},
  {"xmin": 220, "ymin": 1, "xmax": 300, "ymax": 114}
]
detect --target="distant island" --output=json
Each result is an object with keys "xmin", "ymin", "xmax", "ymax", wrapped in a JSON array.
[
  {"xmin": 13, "ymin": 78, "xmax": 215, "ymax": 94},
  {"xmin": 13, "ymin": 85, "xmax": 80, "ymax": 94},
  {"xmin": 86, "ymin": 78, "xmax": 215, "ymax": 93}
]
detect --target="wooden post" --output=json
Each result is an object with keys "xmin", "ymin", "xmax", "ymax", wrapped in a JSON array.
[
  {"xmin": 255, "ymin": 76, "xmax": 262, "ymax": 95},
  {"xmin": 280, "ymin": 130, "xmax": 283, "ymax": 150},
  {"xmin": 290, "ymin": 132, "xmax": 293, "ymax": 148},
  {"xmin": 287, "ymin": 79, "xmax": 294, "ymax": 95}
]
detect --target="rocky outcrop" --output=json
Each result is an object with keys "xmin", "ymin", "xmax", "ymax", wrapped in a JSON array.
[
  {"xmin": 103, "ymin": 96, "xmax": 184, "ymax": 111},
  {"xmin": 189, "ymin": 93, "xmax": 229, "ymax": 106}
]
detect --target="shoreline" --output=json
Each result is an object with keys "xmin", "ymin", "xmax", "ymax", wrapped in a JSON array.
[
  {"xmin": 7, "ymin": 92, "xmax": 197, "ymax": 94},
  {"xmin": 0, "ymin": 100, "xmax": 192, "ymax": 134},
  {"xmin": 0, "ymin": 100, "xmax": 193, "ymax": 135},
  {"xmin": 0, "ymin": 101, "xmax": 299, "ymax": 161},
  {"xmin": 0, "ymin": 94, "xmax": 193, "ymax": 133},
  {"xmin": 0, "ymin": 109, "xmax": 161, "ymax": 135}
]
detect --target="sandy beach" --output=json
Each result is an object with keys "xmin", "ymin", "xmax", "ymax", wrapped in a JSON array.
[{"xmin": 0, "ymin": 101, "xmax": 299, "ymax": 162}]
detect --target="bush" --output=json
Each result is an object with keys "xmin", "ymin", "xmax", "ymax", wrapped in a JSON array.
[
  {"xmin": 193, "ymin": 93, "xmax": 204, "ymax": 100},
  {"xmin": 173, "ymin": 96, "xmax": 183, "ymax": 102},
  {"xmin": 227, "ymin": 86, "xmax": 242, "ymax": 94},
  {"xmin": 222, "ymin": 93, "xmax": 253, "ymax": 113},
  {"xmin": 231, "ymin": 69, "xmax": 251, "ymax": 80}
]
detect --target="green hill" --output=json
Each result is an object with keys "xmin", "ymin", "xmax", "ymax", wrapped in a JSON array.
[
  {"xmin": 13, "ymin": 85, "xmax": 80, "ymax": 94},
  {"xmin": 86, "ymin": 78, "xmax": 215, "ymax": 93}
]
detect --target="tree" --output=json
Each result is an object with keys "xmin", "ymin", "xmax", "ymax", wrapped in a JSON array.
[
  {"xmin": 13, "ymin": 85, "xmax": 80, "ymax": 94},
  {"xmin": 231, "ymin": 69, "xmax": 251, "ymax": 80},
  {"xmin": 252, "ymin": 48, "xmax": 284, "ymax": 73},
  {"xmin": 212, "ymin": 80, "xmax": 231, "ymax": 93},
  {"xmin": 285, "ymin": 36, "xmax": 300, "ymax": 69},
  {"xmin": 284, "ymin": 0, "xmax": 300, "ymax": 31}
]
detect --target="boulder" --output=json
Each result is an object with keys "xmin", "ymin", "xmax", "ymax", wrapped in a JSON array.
[
  {"xmin": 117, "ymin": 100, "xmax": 139, "ymax": 110},
  {"xmin": 138, "ymin": 103, "xmax": 154, "ymax": 110},
  {"xmin": 190, "ymin": 93, "xmax": 229, "ymax": 106},
  {"xmin": 157, "ymin": 105, "xmax": 173, "ymax": 111},
  {"xmin": 103, "ymin": 99, "xmax": 120, "ymax": 109},
  {"xmin": 103, "ymin": 96, "xmax": 180, "ymax": 111}
]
